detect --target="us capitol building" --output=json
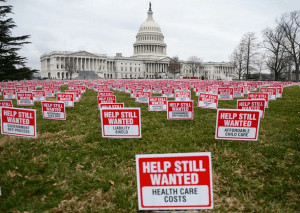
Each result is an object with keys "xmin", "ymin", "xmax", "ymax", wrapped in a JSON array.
[{"xmin": 40, "ymin": 4, "xmax": 235, "ymax": 80}]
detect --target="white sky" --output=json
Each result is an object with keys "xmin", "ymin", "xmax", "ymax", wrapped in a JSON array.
[{"xmin": 9, "ymin": 0, "xmax": 300, "ymax": 70}]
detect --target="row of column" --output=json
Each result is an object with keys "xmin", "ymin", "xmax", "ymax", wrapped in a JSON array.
[
  {"xmin": 56, "ymin": 57, "xmax": 107, "ymax": 72},
  {"xmin": 134, "ymin": 45, "xmax": 166, "ymax": 54},
  {"xmin": 145, "ymin": 63, "xmax": 168, "ymax": 74},
  {"xmin": 107, "ymin": 61, "xmax": 115, "ymax": 72}
]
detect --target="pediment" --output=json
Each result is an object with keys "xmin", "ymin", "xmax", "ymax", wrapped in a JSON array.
[{"xmin": 69, "ymin": 51, "xmax": 99, "ymax": 58}]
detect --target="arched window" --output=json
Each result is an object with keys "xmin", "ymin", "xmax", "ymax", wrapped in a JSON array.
[
  {"xmin": 57, "ymin": 72, "xmax": 60, "ymax": 78},
  {"xmin": 48, "ymin": 72, "xmax": 51, "ymax": 79},
  {"xmin": 62, "ymin": 72, "xmax": 65, "ymax": 79},
  {"xmin": 66, "ymin": 72, "xmax": 69, "ymax": 79}
]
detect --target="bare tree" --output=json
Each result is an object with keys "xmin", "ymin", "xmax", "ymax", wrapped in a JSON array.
[
  {"xmin": 185, "ymin": 56, "xmax": 203, "ymax": 77},
  {"xmin": 277, "ymin": 11, "xmax": 300, "ymax": 81},
  {"xmin": 168, "ymin": 56, "xmax": 181, "ymax": 79},
  {"xmin": 240, "ymin": 32, "xmax": 260, "ymax": 80},
  {"xmin": 263, "ymin": 27, "xmax": 290, "ymax": 81},
  {"xmin": 65, "ymin": 57, "xmax": 78, "ymax": 80},
  {"xmin": 230, "ymin": 43, "xmax": 246, "ymax": 80}
]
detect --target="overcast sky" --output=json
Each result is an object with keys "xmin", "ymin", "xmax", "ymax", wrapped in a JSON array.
[{"xmin": 9, "ymin": 0, "xmax": 300, "ymax": 70}]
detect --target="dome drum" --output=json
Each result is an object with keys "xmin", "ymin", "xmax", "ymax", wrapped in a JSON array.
[{"xmin": 132, "ymin": 5, "xmax": 166, "ymax": 58}]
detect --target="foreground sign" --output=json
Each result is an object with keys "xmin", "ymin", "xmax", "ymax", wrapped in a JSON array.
[
  {"xmin": 136, "ymin": 152, "xmax": 213, "ymax": 210},
  {"xmin": 1, "ymin": 107, "xmax": 36, "ymax": 138},
  {"xmin": 215, "ymin": 109, "xmax": 261, "ymax": 141},
  {"xmin": 167, "ymin": 101, "xmax": 193, "ymax": 119},
  {"xmin": 100, "ymin": 107, "xmax": 141, "ymax": 138},
  {"xmin": 42, "ymin": 101, "xmax": 66, "ymax": 120}
]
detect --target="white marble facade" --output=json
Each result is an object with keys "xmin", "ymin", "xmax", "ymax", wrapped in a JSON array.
[{"xmin": 40, "ymin": 5, "xmax": 235, "ymax": 80}]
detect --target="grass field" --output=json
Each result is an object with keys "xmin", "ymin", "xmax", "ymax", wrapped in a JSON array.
[{"xmin": 0, "ymin": 85, "xmax": 299, "ymax": 212}]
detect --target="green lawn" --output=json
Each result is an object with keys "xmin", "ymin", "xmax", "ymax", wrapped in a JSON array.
[{"xmin": 0, "ymin": 85, "xmax": 299, "ymax": 212}]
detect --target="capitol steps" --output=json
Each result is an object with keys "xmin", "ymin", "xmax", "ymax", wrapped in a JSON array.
[{"xmin": 72, "ymin": 71, "xmax": 102, "ymax": 80}]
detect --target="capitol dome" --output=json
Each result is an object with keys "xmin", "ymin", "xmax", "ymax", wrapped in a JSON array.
[{"xmin": 132, "ymin": 3, "xmax": 167, "ymax": 58}]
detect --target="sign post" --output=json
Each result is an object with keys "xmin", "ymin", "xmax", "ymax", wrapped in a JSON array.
[{"xmin": 136, "ymin": 152, "xmax": 213, "ymax": 210}]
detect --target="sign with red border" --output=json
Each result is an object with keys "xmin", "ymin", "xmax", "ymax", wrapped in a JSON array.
[
  {"xmin": 217, "ymin": 88, "xmax": 233, "ymax": 100},
  {"xmin": 17, "ymin": 92, "xmax": 34, "ymax": 106},
  {"xmin": 237, "ymin": 99, "xmax": 265, "ymax": 118},
  {"xmin": 99, "ymin": 103, "xmax": 124, "ymax": 109},
  {"xmin": 0, "ymin": 100, "xmax": 13, "ymax": 118},
  {"xmin": 3, "ymin": 89, "xmax": 16, "ymax": 99},
  {"xmin": 32, "ymin": 90, "xmax": 46, "ymax": 102},
  {"xmin": 42, "ymin": 101, "xmax": 66, "ymax": 120},
  {"xmin": 260, "ymin": 88, "xmax": 277, "ymax": 100},
  {"xmin": 215, "ymin": 109, "xmax": 261, "ymax": 141},
  {"xmin": 1, "ymin": 107, "xmax": 36, "ymax": 138},
  {"xmin": 57, "ymin": 93, "xmax": 74, "ymax": 107},
  {"xmin": 162, "ymin": 88, "xmax": 175, "ymax": 98},
  {"xmin": 167, "ymin": 101, "xmax": 193, "ymax": 120},
  {"xmin": 0, "ymin": 100, "xmax": 13, "ymax": 108},
  {"xmin": 233, "ymin": 87, "xmax": 244, "ymax": 98},
  {"xmin": 98, "ymin": 91, "xmax": 114, "ymax": 96},
  {"xmin": 175, "ymin": 91, "xmax": 191, "ymax": 101},
  {"xmin": 136, "ymin": 91, "xmax": 151, "ymax": 103},
  {"xmin": 44, "ymin": 88, "xmax": 55, "ymax": 97},
  {"xmin": 136, "ymin": 152, "xmax": 213, "ymax": 210},
  {"xmin": 97, "ymin": 95, "xmax": 116, "ymax": 109},
  {"xmin": 248, "ymin": 93, "xmax": 269, "ymax": 108},
  {"xmin": 100, "ymin": 107, "xmax": 141, "ymax": 138},
  {"xmin": 198, "ymin": 93, "xmax": 218, "ymax": 109},
  {"xmin": 148, "ymin": 97, "xmax": 167, "ymax": 111}
]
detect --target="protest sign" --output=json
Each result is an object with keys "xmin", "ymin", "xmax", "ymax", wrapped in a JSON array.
[
  {"xmin": 32, "ymin": 90, "xmax": 46, "ymax": 101},
  {"xmin": 1, "ymin": 107, "xmax": 36, "ymax": 138},
  {"xmin": 100, "ymin": 107, "xmax": 141, "ymax": 138},
  {"xmin": 167, "ymin": 101, "xmax": 193, "ymax": 120},
  {"xmin": 175, "ymin": 91, "xmax": 191, "ymax": 101},
  {"xmin": 198, "ymin": 93, "xmax": 218, "ymax": 109},
  {"xmin": 148, "ymin": 97, "xmax": 167, "ymax": 111},
  {"xmin": 42, "ymin": 101, "xmax": 66, "ymax": 120},
  {"xmin": 17, "ymin": 92, "xmax": 34, "ymax": 106},
  {"xmin": 99, "ymin": 103, "xmax": 124, "ymax": 109},
  {"xmin": 217, "ymin": 88, "xmax": 233, "ymax": 100},
  {"xmin": 215, "ymin": 109, "xmax": 261, "ymax": 140},
  {"xmin": 44, "ymin": 88, "xmax": 55, "ymax": 97},
  {"xmin": 3, "ymin": 89, "xmax": 16, "ymax": 99},
  {"xmin": 237, "ymin": 99, "xmax": 265, "ymax": 118},
  {"xmin": 233, "ymin": 87, "xmax": 244, "ymax": 98},
  {"xmin": 97, "ymin": 95, "xmax": 116, "ymax": 109},
  {"xmin": 260, "ymin": 88, "xmax": 277, "ymax": 100},
  {"xmin": 57, "ymin": 93, "xmax": 74, "ymax": 107},
  {"xmin": 136, "ymin": 91, "xmax": 151, "ymax": 103},
  {"xmin": 136, "ymin": 152, "xmax": 213, "ymax": 210},
  {"xmin": 248, "ymin": 93, "xmax": 269, "ymax": 108}
]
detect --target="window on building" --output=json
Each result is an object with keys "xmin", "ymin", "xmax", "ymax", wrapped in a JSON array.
[{"xmin": 57, "ymin": 64, "xmax": 59, "ymax": 69}]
